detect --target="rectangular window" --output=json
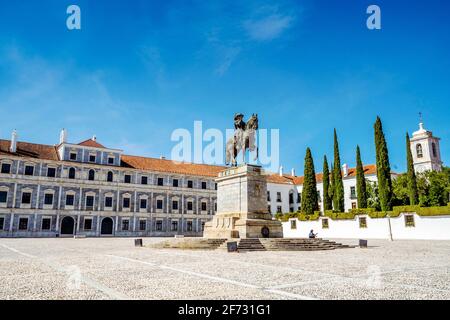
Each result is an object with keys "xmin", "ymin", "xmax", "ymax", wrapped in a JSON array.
[
  {"xmin": 201, "ymin": 222, "xmax": 205, "ymax": 231},
  {"xmin": 44, "ymin": 193, "xmax": 53, "ymax": 205},
  {"xmin": 187, "ymin": 201, "xmax": 193, "ymax": 211},
  {"xmin": 290, "ymin": 220, "xmax": 297, "ymax": 229},
  {"xmin": 405, "ymin": 215, "xmax": 415, "ymax": 227},
  {"xmin": 24, "ymin": 165, "xmax": 34, "ymax": 176},
  {"xmin": 352, "ymin": 202, "xmax": 357, "ymax": 209},
  {"xmin": 123, "ymin": 198, "xmax": 130, "ymax": 208},
  {"xmin": 172, "ymin": 200, "xmax": 178, "ymax": 210},
  {"xmin": 84, "ymin": 219, "xmax": 92, "ymax": 230},
  {"xmin": 171, "ymin": 221, "xmax": 178, "ymax": 231},
  {"xmin": 139, "ymin": 220, "xmax": 146, "ymax": 231},
  {"xmin": 267, "ymin": 191, "xmax": 271, "ymax": 201},
  {"xmin": 140, "ymin": 199, "xmax": 147, "ymax": 209},
  {"xmin": 108, "ymin": 157, "xmax": 114, "ymax": 165},
  {"xmin": 173, "ymin": 179, "xmax": 179, "ymax": 187},
  {"xmin": 322, "ymin": 219, "xmax": 329, "ymax": 229},
  {"xmin": 47, "ymin": 167, "xmax": 56, "ymax": 178},
  {"xmin": 105, "ymin": 196, "xmax": 113, "ymax": 208},
  {"xmin": 157, "ymin": 199, "xmax": 163, "ymax": 210},
  {"xmin": 70, "ymin": 152, "xmax": 77, "ymax": 161},
  {"xmin": 201, "ymin": 202, "xmax": 207, "ymax": 211},
  {"xmin": 214, "ymin": 202, "xmax": 217, "ymax": 212},
  {"xmin": 268, "ymin": 205, "xmax": 271, "ymax": 213},
  {"xmin": 124, "ymin": 175, "xmax": 131, "ymax": 184},
  {"xmin": 21, "ymin": 192, "xmax": 31, "ymax": 204},
  {"xmin": 86, "ymin": 196, "xmax": 94, "ymax": 208},
  {"xmin": 41, "ymin": 218, "xmax": 51, "ymax": 231},
  {"xmin": 277, "ymin": 192, "xmax": 282, "ymax": 202},
  {"xmin": 317, "ymin": 191, "xmax": 321, "ymax": 202},
  {"xmin": 157, "ymin": 177, "xmax": 164, "ymax": 186},
  {"xmin": 214, "ymin": 183, "xmax": 217, "ymax": 190},
  {"xmin": 66, "ymin": 194, "xmax": 74, "ymax": 206},
  {"xmin": 0, "ymin": 191, "xmax": 7, "ymax": 203},
  {"xmin": 277, "ymin": 206, "xmax": 282, "ymax": 214},
  {"xmin": 298, "ymin": 193, "xmax": 302, "ymax": 204},
  {"xmin": 122, "ymin": 219, "xmax": 129, "ymax": 231},
  {"xmin": 187, "ymin": 180, "xmax": 193, "ymax": 188},
  {"xmin": 359, "ymin": 217, "xmax": 367, "ymax": 228},
  {"xmin": 1, "ymin": 163, "xmax": 11, "ymax": 174},
  {"xmin": 89, "ymin": 154, "xmax": 96, "ymax": 162},
  {"xmin": 187, "ymin": 221, "xmax": 193, "ymax": 232},
  {"xmin": 0, "ymin": 217, "xmax": 4, "ymax": 230},
  {"xmin": 350, "ymin": 186, "xmax": 357, "ymax": 199},
  {"xmin": 201, "ymin": 181, "xmax": 207, "ymax": 189},
  {"xmin": 156, "ymin": 220, "xmax": 162, "ymax": 231},
  {"xmin": 141, "ymin": 176, "xmax": 148, "ymax": 185},
  {"xmin": 19, "ymin": 218, "xmax": 28, "ymax": 230}
]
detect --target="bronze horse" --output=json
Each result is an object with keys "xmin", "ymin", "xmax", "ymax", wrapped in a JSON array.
[{"xmin": 226, "ymin": 113, "xmax": 259, "ymax": 166}]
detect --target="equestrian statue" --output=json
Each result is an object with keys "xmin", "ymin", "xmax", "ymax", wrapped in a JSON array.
[{"xmin": 225, "ymin": 113, "xmax": 259, "ymax": 166}]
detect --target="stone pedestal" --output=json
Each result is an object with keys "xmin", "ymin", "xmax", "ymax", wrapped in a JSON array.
[{"xmin": 204, "ymin": 164, "xmax": 283, "ymax": 239}]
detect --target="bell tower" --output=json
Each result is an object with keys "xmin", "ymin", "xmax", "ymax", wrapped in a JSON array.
[{"xmin": 410, "ymin": 116, "xmax": 442, "ymax": 173}]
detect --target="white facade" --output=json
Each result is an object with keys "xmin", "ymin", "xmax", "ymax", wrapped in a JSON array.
[
  {"xmin": 410, "ymin": 121, "xmax": 443, "ymax": 173},
  {"xmin": 283, "ymin": 213, "xmax": 450, "ymax": 240},
  {"xmin": 266, "ymin": 182, "xmax": 298, "ymax": 214},
  {"xmin": 266, "ymin": 170, "xmax": 378, "ymax": 214}
]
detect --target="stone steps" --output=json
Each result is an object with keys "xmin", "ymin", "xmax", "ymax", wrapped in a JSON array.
[
  {"xmin": 237, "ymin": 239, "xmax": 266, "ymax": 252},
  {"xmin": 260, "ymin": 238, "xmax": 352, "ymax": 251},
  {"xmin": 215, "ymin": 238, "xmax": 352, "ymax": 252},
  {"xmin": 152, "ymin": 238, "xmax": 227, "ymax": 250}
]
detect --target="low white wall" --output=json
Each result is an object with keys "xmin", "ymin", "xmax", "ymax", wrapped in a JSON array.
[{"xmin": 282, "ymin": 213, "xmax": 450, "ymax": 240}]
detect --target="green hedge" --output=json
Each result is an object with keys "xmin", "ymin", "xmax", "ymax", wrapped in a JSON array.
[{"xmin": 277, "ymin": 204, "xmax": 450, "ymax": 221}]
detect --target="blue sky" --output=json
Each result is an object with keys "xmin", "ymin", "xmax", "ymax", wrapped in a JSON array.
[{"xmin": 0, "ymin": 0, "xmax": 449, "ymax": 174}]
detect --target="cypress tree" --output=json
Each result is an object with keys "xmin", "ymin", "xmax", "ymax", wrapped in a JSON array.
[
  {"xmin": 301, "ymin": 148, "xmax": 319, "ymax": 214},
  {"xmin": 333, "ymin": 129, "xmax": 345, "ymax": 212},
  {"xmin": 322, "ymin": 155, "xmax": 332, "ymax": 210},
  {"xmin": 329, "ymin": 161, "xmax": 334, "ymax": 202},
  {"xmin": 374, "ymin": 116, "xmax": 393, "ymax": 211},
  {"xmin": 406, "ymin": 133, "xmax": 419, "ymax": 205},
  {"xmin": 356, "ymin": 145, "xmax": 368, "ymax": 208}
]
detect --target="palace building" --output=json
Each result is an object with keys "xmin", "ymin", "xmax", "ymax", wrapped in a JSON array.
[{"xmin": 0, "ymin": 121, "xmax": 443, "ymax": 238}]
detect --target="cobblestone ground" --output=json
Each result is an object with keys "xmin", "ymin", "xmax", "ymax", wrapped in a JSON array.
[{"xmin": 0, "ymin": 238, "xmax": 449, "ymax": 300}]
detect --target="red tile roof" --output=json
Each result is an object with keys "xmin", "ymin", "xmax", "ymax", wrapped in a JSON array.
[
  {"xmin": 0, "ymin": 140, "xmax": 59, "ymax": 161},
  {"xmin": 120, "ymin": 155, "xmax": 226, "ymax": 177},
  {"xmin": 78, "ymin": 138, "xmax": 106, "ymax": 149},
  {"xmin": 265, "ymin": 164, "xmax": 378, "ymax": 185}
]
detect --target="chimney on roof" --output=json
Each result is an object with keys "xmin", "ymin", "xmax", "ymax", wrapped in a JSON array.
[
  {"xmin": 92, "ymin": 135, "xmax": 97, "ymax": 141},
  {"xmin": 342, "ymin": 163, "xmax": 349, "ymax": 177},
  {"xmin": 10, "ymin": 129, "xmax": 17, "ymax": 153},
  {"xmin": 59, "ymin": 128, "xmax": 67, "ymax": 144},
  {"xmin": 291, "ymin": 168, "xmax": 295, "ymax": 176},
  {"xmin": 279, "ymin": 166, "xmax": 283, "ymax": 177}
]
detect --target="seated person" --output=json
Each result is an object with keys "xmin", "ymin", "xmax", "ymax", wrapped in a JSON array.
[{"xmin": 309, "ymin": 229, "xmax": 318, "ymax": 239}]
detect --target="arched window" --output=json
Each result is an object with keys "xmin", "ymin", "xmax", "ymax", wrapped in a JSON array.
[
  {"xmin": 432, "ymin": 143, "xmax": 437, "ymax": 158},
  {"xmin": 68, "ymin": 167, "xmax": 76, "ymax": 179},
  {"xmin": 416, "ymin": 144, "xmax": 423, "ymax": 158},
  {"xmin": 88, "ymin": 169, "xmax": 95, "ymax": 181},
  {"xmin": 107, "ymin": 171, "xmax": 113, "ymax": 182}
]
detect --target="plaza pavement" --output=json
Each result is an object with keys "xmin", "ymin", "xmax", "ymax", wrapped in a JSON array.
[{"xmin": 0, "ymin": 237, "xmax": 449, "ymax": 300}]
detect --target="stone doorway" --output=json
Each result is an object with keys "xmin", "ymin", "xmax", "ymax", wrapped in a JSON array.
[
  {"xmin": 101, "ymin": 217, "xmax": 113, "ymax": 235},
  {"xmin": 60, "ymin": 216, "xmax": 75, "ymax": 235}
]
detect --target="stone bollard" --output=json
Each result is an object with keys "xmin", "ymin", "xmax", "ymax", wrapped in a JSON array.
[
  {"xmin": 359, "ymin": 239, "xmax": 368, "ymax": 248},
  {"xmin": 227, "ymin": 241, "xmax": 238, "ymax": 252},
  {"xmin": 134, "ymin": 239, "xmax": 143, "ymax": 247}
]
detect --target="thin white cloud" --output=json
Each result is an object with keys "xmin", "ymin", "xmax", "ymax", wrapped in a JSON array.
[
  {"xmin": 244, "ymin": 13, "xmax": 295, "ymax": 41},
  {"xmin": 215, "ymin": 46, "xmax": 241, "ymax": 76}
]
